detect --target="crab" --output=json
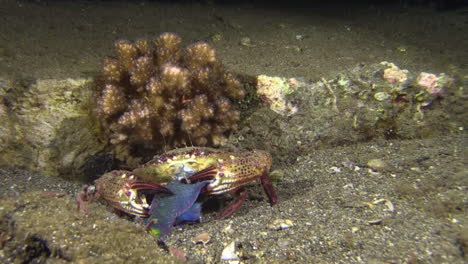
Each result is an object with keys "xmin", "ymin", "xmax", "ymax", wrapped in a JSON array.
[
  {"xmin": 140, "ymin": 147, "xmax": 278, "ymax": 219},
  {"xmin": 78, "ymin": 147, "xmax": 278, "ymax": 220}
]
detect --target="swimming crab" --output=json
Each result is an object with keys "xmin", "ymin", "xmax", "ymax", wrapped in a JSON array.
[
  {"xmin": 79, "ymin": 147, "xmax": 278, "ymax": 220},
  {"xmin": 139, "ymin": 147, "xmax": 278, "ymax": 219}
]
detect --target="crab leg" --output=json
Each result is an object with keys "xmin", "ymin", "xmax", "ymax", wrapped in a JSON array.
[
  {"xmin": 216, "ymin": 188, "xmax": 247, "ymax": 220},
  {"xmin": 260, "ymin": 172, "xmax": 278, "ymax": 205}
]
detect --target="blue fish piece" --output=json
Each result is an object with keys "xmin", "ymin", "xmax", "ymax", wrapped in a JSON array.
[
  {"xmin": 175, "ymin": 202, "xmax": 202, "ymax": 225},
  {"xmin": 145, "ymin": 180, "xmax": 210, "ymax": 238}
]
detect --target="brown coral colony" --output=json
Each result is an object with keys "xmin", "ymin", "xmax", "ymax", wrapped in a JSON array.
[{"xmin": 97, "ymin": 33, "xmax": 245, "ymax": 151}]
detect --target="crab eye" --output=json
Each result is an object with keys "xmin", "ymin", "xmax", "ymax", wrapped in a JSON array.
[{"xmin": 125, "ymin": 191, "xmax": 132, "ymax": 196}]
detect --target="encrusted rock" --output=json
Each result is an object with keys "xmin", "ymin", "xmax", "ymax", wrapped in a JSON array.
[
  {"xmin": 256, "ymin": 75, "xmax": 300, "ymax": 116},
  {"xmin": 0, "ymin": 77, "xmax": 106, "ymax": 178}
]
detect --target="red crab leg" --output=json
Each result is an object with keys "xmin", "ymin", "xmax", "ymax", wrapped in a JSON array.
[
  {"xmin": 129, "ymin": 181, "xmax": 173, "ymax": 194},
  {"xmin": 185, "ymin": 167, "xmax": 217, "ymax": 182},
  {"xmin": 260, "ymin": 172, "xmax": 278, "ymax": 205},
  {"xmin": 215, "ymin": 188, "xmax": 247, "ymax": 220}
]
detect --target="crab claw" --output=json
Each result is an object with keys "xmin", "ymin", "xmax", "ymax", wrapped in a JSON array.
[
  {"xmin": 183, "ymin": 166, "xmax": 217, "ymax": 183},
  {"xmin": 95, "ymin": 170, "xmax": 172, "ymax": 217},
  {"xmin": 128, "ymin": 180, "xmax": 173, "ymax": 195},
  {"xmin": 185, "ymin": 160, "xmax": 278, "ymax": 219},
  {"xmin": 119, "ymin": 180, "xmax": 173, "ymax": 217}
]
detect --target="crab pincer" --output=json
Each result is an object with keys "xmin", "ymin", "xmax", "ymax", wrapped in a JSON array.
[{"xmin": 94, "ymin": 170, "xmax": 172, "ymax": 216}]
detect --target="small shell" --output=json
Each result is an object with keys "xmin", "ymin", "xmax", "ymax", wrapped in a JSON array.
[
  {"xmin": 221, "ymin": 241, "xmax": 239, "ymax": 261},
  {"xmin": 368, "ymin": 219, "xmax": 383, "ymax": 225},
  {"xmin": 372, "ymin": 198, "xmax": 395, "ymax": 213},
  {"xmin": 192, "ymin": 232, "xmax": 210, "ymax": 245}
]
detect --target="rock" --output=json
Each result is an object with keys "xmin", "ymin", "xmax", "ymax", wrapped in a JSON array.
[
  {"xmin": 0, "ymin": 77, "xmax": 107, "ymax": 179},
  {"xmin": 374, "ymin": 92, "xmax": 390, "ymax": 102},
  {"xmin": 381, "ymin": 61, "xmax": 409, "ymax": 90},
  {"xmin": 256, "ymin": 75, "xmax": 299, "ymax": 116},
  {"xmin": 417, "ymin": 72, "xmax": 453, "ymax": 96}
]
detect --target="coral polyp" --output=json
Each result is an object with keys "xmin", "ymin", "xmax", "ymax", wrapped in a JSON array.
[{"xmin": 96, "ymin": 32, "xmax": 245, "ymax": 158}]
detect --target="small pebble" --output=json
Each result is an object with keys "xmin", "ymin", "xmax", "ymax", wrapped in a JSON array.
[
  {"xmin": 269, "ymin": 219, "xmax": 294, "ymax": 230},
  {"xmin": 367, "ymin": 158, "xmax": 387, "ymax": 171},
  {"xmin": 223, "ymin": 224, "xmax": 233, "ymax": 234},
  {"xmin": 269, "ymin": 169, "xmax": 284, "ymax": 182},
  {"xmin": 342, "ymin": 160, "xmax": 355, "ymax": 170},
  {"xmin": 211, "ymin": 33, "xmax": 222, "ymax": 42},
  {"xmin": 277, "ymin": 239, "xmax": 291, "ymax": 249},
  {"xmin": 240, "ymin": 37, "xmax": 253, "ymax": 47},
  {"xmin": 285, "ymin": 45, "xmax": 302, "ymax": 52},
  {"xmin": 169, "ymin": 247, "xmax": 186, "ymax": 261},
  {"xmin": 374, "ymin": 92, "xmax": 390, "ymax": 101}
]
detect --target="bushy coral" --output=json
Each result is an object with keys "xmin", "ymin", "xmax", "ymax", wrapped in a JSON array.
[{"xmin": 97, "ymin": 33, "xmax": 245, "ymax": 157}]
